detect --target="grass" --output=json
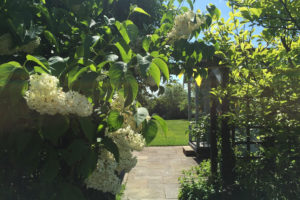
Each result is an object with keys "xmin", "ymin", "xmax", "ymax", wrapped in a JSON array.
[
  {"xmin": 115, "ymin": 184, "xmax": 126, "ymax": 200},
  {"xmin": 148, "ymin": 119, "xmax": 190, "ymax": 146}
]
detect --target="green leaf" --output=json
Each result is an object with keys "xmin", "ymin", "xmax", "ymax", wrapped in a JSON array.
[
  {"xmin": 124, "ymin": 20, "xmax": 139, "ymax": 42},
  {"xmin": 142, "ymin": 37, "xmax": 151, "ymax": 52},
  {"xmin": 148, "ymin": 62, "xmax": 161, "ymax": 86},
  {"xmin": 101, "ymin": 136, "xmax": 120, "ymax": 162},
  {"xmin": 60, "ymin": 183, "xmax": 86, "ymax": 200},
  {"xmin": 109, "ymin": 62, "xmax": 127, "ymax": 87},
  {"xmin": 26, "ymin": 55, "xmax": 49, "ymax": 71},
  {"xmin": 142, "ymin": 119, "xmax": 158, "ymax": 144},
  {"xmin": 249, "ymin": 8, "xmax": 262, "ymax": 18},
  {"xmin": 132, "ymin": 7, "xmax": 150, "ymax": 16},
  {"xmin": 124, "ymin": 73, "xmax": 138, "ymax": 107},
  {"xmin": 0, "ymin": 61, "xmax": 27, "ymax": 93},
  {"xmin": 137, "ymin": 54, "xmax": 152, "ymax": 77},
  {"xmin": 40, "ymin": 156, "xmax": 60, "ymax": 182},
  {"xmin": 152, "ymin": 58, "xmax": 169, "ymax": 80},
  {"xmin": 115, "ymin": 21, "xmax": 130, "ymax": 44},
  {"xmin": 152, "ymin": 115, "xmax": 168, "ymax": 134},
  {"xmin": 48, "ymin": 56, "xmax": 68, "ymax": 77},
  {"xmin": 79, "ymin": 117, "xmax": 96, "ymax": 142},
  {"xmin": 187, "ymin": 0, "xmax": 193, "ymax": 10},
  {"xmin": 68, "ymin": 66, "xmax": 89, "ymax": 89},
  {"xmin": 44, "ymin": 30, "xmax": 59, "ymax": 52},
  {"xmin": 77, "ymin": 150, "xmax": 97, "ymax": 178},
  {"xmin": 40, "ymin": 115, "xmax": 69, "ymax": 145},
  {"xmin": 107, "ymin": 110, "xmax": 124, "ymax": 131},
  {"xmin": 63, "ymin": 139, "xmax": 88, "ymax": 166},
  {"xmin": 115, "ymin": 42, "xmax": 132, "ymax": 63}
]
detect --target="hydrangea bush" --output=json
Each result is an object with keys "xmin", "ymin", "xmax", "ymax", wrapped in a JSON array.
[{"xmin": 0, "ymin": 0, "xmax": 216, "ymax": 199}]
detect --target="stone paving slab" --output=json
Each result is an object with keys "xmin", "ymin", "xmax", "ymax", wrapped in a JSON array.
[{"xmin": 122, "ymin": 146, "xmax": 199, "ymax": 200}]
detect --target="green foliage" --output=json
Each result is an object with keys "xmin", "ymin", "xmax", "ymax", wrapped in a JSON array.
[
  {"xmin": 179, "ymin": 160, "xmax": 217, "ymax": 200},
  {"xmin": 147, "ymin": 83, "xmax": 189, "ymax": 119},
  {"xmin": 0, "ymin": 0, "xmax": 218, "ymax": 198}
]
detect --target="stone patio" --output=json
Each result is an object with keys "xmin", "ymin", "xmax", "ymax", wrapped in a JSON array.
[{"xmin": 122, "ymin": 146, "xmax": 199, "ymax": 200}]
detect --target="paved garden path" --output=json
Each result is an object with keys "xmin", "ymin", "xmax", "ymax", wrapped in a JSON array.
[{"xmin": 122, "ymin": 146, "xmax": 199, "ymax": 200}]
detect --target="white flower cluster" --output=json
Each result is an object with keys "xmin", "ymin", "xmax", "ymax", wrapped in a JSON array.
[
  {"xmin": 85, "ymin": 150, "xmax": 121, "ymax": 194},
  {"xmin": 167, "ymin": 10, "xmax": 205, "ymax": 42},
  {"xmin": 107, "ymin": 126, "xmax": 145, "ymax": 173},
  {"xmin": 25, "ymin": 73, "xmax": 93, "ymax": 117},
  {"xmin": 109, "ymin": 126, "xmax": 146, "ymax": 151},
  {"xmin": 0, "ymin": 33, "xmax": 40, "ymax": 55},
  {"xmin": 110, "ymin": 94, "xmax": 125, "ymax": 111}
]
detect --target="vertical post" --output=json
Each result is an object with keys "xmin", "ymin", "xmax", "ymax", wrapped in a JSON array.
[
  {"xmin": 195, "ymin": 81, "xmax": 200, "ymax": 151},
  {"xmin": 188, "ymin": 78, "xmax": 192, "ymax": 143},
  {"xmin": 220, "ymin": 67, "xmax": 235, "ymax": 187},
  {"xmin": 209, "ymin": 69, "xmax": 218, "ymax": 178},
  {"xmin": 246, "ymin": 99, "xmax": 251, "ymax": 154}
]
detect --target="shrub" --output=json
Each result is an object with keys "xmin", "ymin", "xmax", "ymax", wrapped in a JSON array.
[{"xmin": 178, "ymin": 160, "xmax": 217, "ymax": 200}]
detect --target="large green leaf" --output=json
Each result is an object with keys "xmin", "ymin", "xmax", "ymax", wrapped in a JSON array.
[
  {"xmin": 152, "ymin": 58, "xmax": 169, "ymax": 80},
  {"xmin": 26, "ymin": 55, "xmax": 49, "ymax": 71},
  {"xmin": 40, "ymin": 115, "xmax": 69, "ymax": 145},
  {"xmin": 0, "ymin": 61, "xmax": 27, "ymax": 94},
  {"xmin": 109, "ymin": 62, "xmax": 127, "ymax": 87},
  {"xmin": 152, "ymin": 115, "xmax": 168, "ymax": 134},
  {"xmin": 67, "ymin": 66, "xmax": 89, "ymax": 89},
  {"xmin": 124, "ymin": 73, "xmax": 138, "ymax": 107},
  {"xmin": 40, "ymin": 155, "xmax": 60, "ymax": 183},
  {"xmin": 115, "ymin": 21, "xmax": 130, "ymax": 44},
  {"xmin": 62, "ymin": 139, "xmax": 88, "ymax": 166},
  {"xmin": 48, "ymin": 56, "xmax": 68, "ymax": 77},
  {"xmin": 115, "ymin": 42, "xmax": 132, "ymax": 63},
  {"xmin": 79, "ymin": 117, "xmax": 96, "ymax": 142},
  {"xmin": 124, "ymin": 20, "xmax": 139, "ymax": 42},
  {"xmin": 142, "ymin": 37, "xmax": 151, "ymax": 52},
  {"xmin": 77, "ymin": 149, "xmax": 97, "ymax": 178},
  {"xmin": 142, "ymin": 119, "xmax": 158, "ymax": 144},
  {"xmin": 107, "ymin": 110, "xmax": 124, "ymax": 131},
  {"xmin": 148, "ymin": 62, "xmax": 161, "ymax": 86}
]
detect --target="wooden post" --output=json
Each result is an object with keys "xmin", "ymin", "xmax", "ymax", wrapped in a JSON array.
[
  {"xmin": 188, "ymin": 78, "xmax": 192, "ymax": 143},
  {"xmin": 209, "ymin": 69, "xmax": 218, "ymax": 178},
  {"xmin": 220, "ymin": 67, "xmax": 235, "ymax": 187},
  {"xmin": 195, "ymin": 81, "xmax": 200, "ymax": 151}
]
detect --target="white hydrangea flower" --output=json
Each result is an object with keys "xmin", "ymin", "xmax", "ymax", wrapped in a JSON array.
[
  {"xmin": 167, "ymin": 10, "xmax": 205, "ymax": 42},
  {"xmin": 85, "ymin": 151, "xmax": 121, "ymax": 194},
  {"xmin": 65, "ymin": 91, "xmax": 93, "ymax": 117},
  {"xmin": 116, "ymin": 149, "xmax": 137, "ymax": 173},
  {"xmin": 107, "ymin": 126, "xmax": 145, "ymax": 151},
  {"xmin": 24, "ymin": 73, "xmax": 93, "ymax": 116}
]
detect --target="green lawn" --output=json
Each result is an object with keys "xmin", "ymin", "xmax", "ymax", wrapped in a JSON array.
[{"xmin": 148, "ymin": 119, "xmax": 190, "ymax": 146}]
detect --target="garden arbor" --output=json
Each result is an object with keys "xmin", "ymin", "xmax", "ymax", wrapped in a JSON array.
[{"xmin": 187, "ymin": 56, "xmax": 266, "ymax": 184}]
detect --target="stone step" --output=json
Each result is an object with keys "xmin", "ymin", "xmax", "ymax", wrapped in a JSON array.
[{"xmin": 182, "ymin": 146, "xmax": 196, "ymax": 156}]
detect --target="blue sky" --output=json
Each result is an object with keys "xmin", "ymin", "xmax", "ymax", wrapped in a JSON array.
[{"xmin": 176, "ymin": 0, "xmax": 232, "ymax": 20}]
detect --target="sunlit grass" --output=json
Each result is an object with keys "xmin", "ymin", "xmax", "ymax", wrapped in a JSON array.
[{"xmin": 148, "ymin": 119, "xmax": 189, "ymax": 146}]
